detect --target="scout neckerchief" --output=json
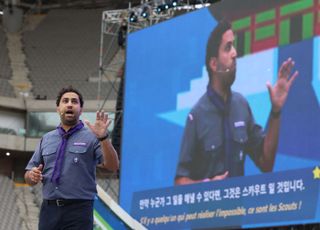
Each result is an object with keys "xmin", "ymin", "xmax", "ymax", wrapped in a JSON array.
[
  {"xmin": 51, "ymin": 120, "xmax": 84, "ymax": 184},
  {"xmin": 206, "ymin": 85, "xmax": 233, "ymax": 176}
]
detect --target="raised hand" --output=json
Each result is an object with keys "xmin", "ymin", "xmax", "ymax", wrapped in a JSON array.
[
  {"xmin": 84, "ymin": 110, "xmax": 111, "ymax": 138},
  {"xmin": 266, "ymin": 57, "xmax": 299, "ymax": 113}
]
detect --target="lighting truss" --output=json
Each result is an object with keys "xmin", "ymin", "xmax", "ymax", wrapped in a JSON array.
[
  {"xmin": 101, "ymin": 0, "xmax": 213, "ymax": 35},
  {"xmin": 97, "ymin": 0, "xmax": 215, "ymax": 106}
]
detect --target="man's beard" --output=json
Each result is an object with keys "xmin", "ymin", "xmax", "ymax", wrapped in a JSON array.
[
  {"xmin": 220, "ymin": 68, "xmax": 236, "ymax": 89},
  {"xmin": 63, "ymin": 119, "xmax": 78, "ymax": 126},
  {"xmin": 60, "ymin": 113, "xmax": 79, "ymax": 126}
]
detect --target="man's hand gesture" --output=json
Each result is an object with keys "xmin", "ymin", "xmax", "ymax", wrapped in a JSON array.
[
  {"xmin": 267, "ymin": 57, "xmax": 299, "ymax": 113},
  {"xmin": 85, "ymin": 111, "xmax": 111, "ymax": 139}
]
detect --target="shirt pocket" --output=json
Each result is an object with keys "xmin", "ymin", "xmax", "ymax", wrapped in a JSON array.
[
  {"xmin": 203, "ymin": 136, "xmax": 225, "ymax": 178},
  {"xmin": 232, "ymin": 125, "xmax": 248, "ymax": 162},
  {"xmin": 232, "ymin": 125, "xmax": 248, "ymax": 144},
  {"xmin": 42, "ymin": 148, "xmax": 57, "ymax": 167},
  {"xmin": 204, "ymin": 136, "xmax": 223, "ymax": 156},
  {"xmin": 68, "ymin": 146, "xmax": 88, "ymax": 165}
]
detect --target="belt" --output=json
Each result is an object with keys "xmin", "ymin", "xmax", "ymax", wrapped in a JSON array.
[{"xmin": 44, "ymin": 199, "xmax": 91, "ymax": 207}]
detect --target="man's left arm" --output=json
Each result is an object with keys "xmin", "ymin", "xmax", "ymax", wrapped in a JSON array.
[
  {"xmin": 259, "ymin": 110, "xmax": 281, "ymax": 172},
  {"xmin": 259, "ymin": 57, "xmax": 298, "ymax": 172},
  {"xmin": 85, "ymin": 111, "xmax": 119, "ymax": 172},
  {"xmin": 98, "ymin": 137, "xmax": 119, "ymax": 171}
]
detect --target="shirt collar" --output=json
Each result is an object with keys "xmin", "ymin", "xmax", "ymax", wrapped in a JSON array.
[{"xmin": 206, "ymin": 85, "xmax": 231, "ymax": 115}]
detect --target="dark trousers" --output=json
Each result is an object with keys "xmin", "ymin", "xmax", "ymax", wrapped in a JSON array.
[{"xmin": 39, "ymin": 200, "xmax": 94, "ymax": 230}]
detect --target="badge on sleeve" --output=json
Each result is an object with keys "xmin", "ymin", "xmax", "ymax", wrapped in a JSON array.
[{"xmin": 188, "ymin": 113, "xmax": 194, "ymax": 121}]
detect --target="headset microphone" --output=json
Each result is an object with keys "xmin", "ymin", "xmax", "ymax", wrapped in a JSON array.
[{"xmin": 216, "ymin": 68, "xmax": 230, "ymax": 73}]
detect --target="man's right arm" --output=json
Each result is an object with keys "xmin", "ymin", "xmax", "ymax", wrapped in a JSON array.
[
  {"xmin": 24, "ymin": 164, "xmax": 43, "ymax": 186},
  {"xmin": 175, "ymin": 113, "xmax": 198, "ymax": 185},
  {"xmin": 175, "ymin": 177, "xmax": 202, "ymax": 185},
  {"xmin": 175, "ymin": 171, "xmax": 229, "ymax": 185},
  {"xmin": 25, "ymin": 138, "xmax": 44, "ymax": 186}
]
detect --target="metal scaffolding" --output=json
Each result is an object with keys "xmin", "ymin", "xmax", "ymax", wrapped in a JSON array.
[{"xmin": 97, "ymin": 0, "xmax": 213, "ymax": 105}]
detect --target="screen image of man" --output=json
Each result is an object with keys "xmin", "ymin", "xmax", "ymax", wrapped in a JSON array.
[
  {"xmin": 175, "ymin": 20, "xmax": 298, "ymax": 185},
  {"xmin": 24, "ymin": 86, "xmax": 119, "ymax": 230}
]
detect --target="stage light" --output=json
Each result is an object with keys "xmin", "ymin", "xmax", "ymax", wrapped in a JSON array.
[
  {"xmin": 172, "ymin": 0, "xmax": 178, "ymax": 7},
  {"xmin": 129, "ymin": 11, "xmax": 138, "ymax": 22},
  {"xmin": 155, "ymin": 0, "xmax": 181, "ymax": 14},
  {"xmin": 156, "ymin": 5, "xmax": 166, "ymax": 13},
  {"xmin": 156, "ymin": 6, "xmax": 162, "ymax": 13},
  {"xmin": 141, "ymin": 6, "xmax": 150, "ymax": 19}
]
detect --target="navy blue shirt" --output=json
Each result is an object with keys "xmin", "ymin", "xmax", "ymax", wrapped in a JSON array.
[
  {"xmin": 26, "ymin": 126, "xmax": 103, "ymax": 200},
  {"xmin": 175, "ymin": 89, "xmax": 265, "ymax": 181}
]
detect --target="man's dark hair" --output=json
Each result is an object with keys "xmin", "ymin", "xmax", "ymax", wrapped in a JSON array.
[
  {"xmin": 205, "ymin": 20, "xmax": 232, "ymax": 78},
  {"xmin": 56, "ymin": 86, "xmax": 84, "ymax": 107}
]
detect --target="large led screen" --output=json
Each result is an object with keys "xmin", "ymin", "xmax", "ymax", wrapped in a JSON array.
[{"xmin": 120, "ymin": 0, "xmax": 320, "ymax": 229}]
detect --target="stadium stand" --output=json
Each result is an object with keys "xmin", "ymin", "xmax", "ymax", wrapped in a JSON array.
[
  {"xmin": 6, "ymin": 32, "xmax": 33, "ymax": 97},
  {"xmin": 0, "ymin": 26, "xmax": 15, "ymax": 97},
  {"xmin": 30, "ymin": 183, "xmax": 42, "ymax": 208},
  {"xmin": 96, "ymin": 174, "xmax": 119, "ymax": 203},
  {"xmin": 0, "ymin": 78, "xmax": 16, "ymax": 97},
  {"xmin": 23, "ymin": 9, "xmax": 120, "ymax": 100},
  {"xmin": 0, "ymin": 175, "xmax": 26, "ymax": 230},
  {"xmin": 15, "ymin": 185, "xmax": 40, "ymax": 230}
]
